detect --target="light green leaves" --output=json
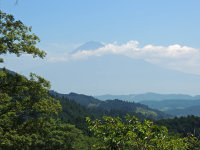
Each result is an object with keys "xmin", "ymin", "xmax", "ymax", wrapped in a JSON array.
[
  {"xmin": 87, "ymin": 115, "xmax": 200, "ymax": 150},
  {"xmin": 0, "ymin": 10, "xmax": 90, "ymax": 149},
  {"xmin": 0, "ymin": 69, "xmax": 63, "ymax": 149},
  {"xmin": 0, "ymin": 11, "xmax": 46, "ymax": 63}
]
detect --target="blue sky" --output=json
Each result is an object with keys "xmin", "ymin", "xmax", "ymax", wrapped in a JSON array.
[
  {"xmin": 1, "ymin": 0, "xmax": 200, "ymax": 95},
  {"xmin": 2, "ymin": 0, "xmax": 200, "ymax": 48}
]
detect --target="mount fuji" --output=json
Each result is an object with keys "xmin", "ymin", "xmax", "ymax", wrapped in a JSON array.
[{"xmin": 13, "ymin": 41, "xmax": 200, "ymax": 95}]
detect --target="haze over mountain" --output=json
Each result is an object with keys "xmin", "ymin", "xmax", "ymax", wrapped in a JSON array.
[
  {"xmin": 72, "ymin": 41, "xmax": 104, "ymax": 53},
  {"xmin": 96, "ymin": 92, "xmax": 200, "ymax": 102},
  {"xmin": 164, "ymin": 105, "xmax": 200, "ymax": 117},
  {"xmin": 4, "ymin": 41, "xmax": 200, "ymax": 95}
]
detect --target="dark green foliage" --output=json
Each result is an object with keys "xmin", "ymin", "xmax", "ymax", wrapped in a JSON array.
[
  {"xmin": 0, "ymin": 69, "xmax": 84, "ymax": 149},
  {"xmin": 50, "ymin": 91, "xmax": 101, "ymax": 107},
  {"xmin": 50, "ymin": 95, "xmax": 93, "ymax": 134},
  {"xmin": 97, "ymin": 99, "xmax": 169, "ymax": 120},
  {"xmin": 0, "ymin": 70, "xmax": 99, "ymax": 149},
  {"xmin": 50, "ymin": 93, "xmax": 170, "ymax": 136},
  {"xmin": 0, "ymin": 11, "xmax": 95, "ymax": 149},
  {"xmin": 51, "ymin": 91, "xmax": 169, "ymax": 121},
  {"xmin": 156, "ymin": 115, "xmax": 200, "ymax": 137},
  {"xmin": 87, "ymin": 115, "xmax": 200, "ymax": 150}
]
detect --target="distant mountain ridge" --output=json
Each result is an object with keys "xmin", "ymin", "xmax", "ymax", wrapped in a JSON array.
[
  {"xmin": 164, "ymin": 105, "xmax": 200, "ymax": 117},
  {"xmin": 140, "ymin": 99, "xmax": 200, "ymax": 111},
  {"xmin": 50, "ymin": 91, "xmax": 101, "ymax": 107},
  {"xmin": 50, "ymin": 91, "xmax": 170, "ymax": 120},
  {"xmin": 95, "ymin": 93, "xmax": 200, "ymax": 117},
  {"xmin": 28, "ymin": 41, "xmax": 200, "ymax": 95},
  {"xmin": 95, "ymin": 92, "xmax": 200, "ymax": 102}
]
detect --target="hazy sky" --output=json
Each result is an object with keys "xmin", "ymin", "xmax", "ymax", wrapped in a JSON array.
[{"xmin": 1, "ymin": 0, "xmax": 200, "ymax": 95}]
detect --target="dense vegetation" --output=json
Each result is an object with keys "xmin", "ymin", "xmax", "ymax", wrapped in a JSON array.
[
  {"xmin": 51, "ymin": 94, "xmax": 150, "ymax": 134},
  {"xmin": 1, "ymin": 10, "xmax": 200, "ymax": 149},
  {"xmin": 87, "ymin": 115, "xmax": 200, "ymax": 150},
  {"xmin": 51, "ymin": 91, "xmax": 169, "ymax": 120},
  {"xmin": 0, "ymin": 11, "xmax": 95, "ymax": 149},
  {"xmin": 156, "ymin": 115, "xmax": 200, "ymax": 137}
]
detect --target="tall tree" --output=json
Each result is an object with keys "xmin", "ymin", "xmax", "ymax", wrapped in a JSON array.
[
  {"xmin": 0, "ymin": 10, "xmax": 46, "ymax": 62},
  {"xmin": 0, "ymin": 11, "xmax": 82, "ymax": 149}
]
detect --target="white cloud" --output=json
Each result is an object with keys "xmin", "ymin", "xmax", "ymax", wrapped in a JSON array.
[
  {"xmin": 48, "ymin": 40, "xmax": 200, "ymax": 74},
  {"xmin": 69, "ymin": 41, "xmax": 199, "ymax": 60}
]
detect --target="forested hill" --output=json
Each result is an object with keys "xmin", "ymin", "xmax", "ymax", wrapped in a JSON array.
[
  {"xmin": 59, "ymin": 92, "xmax": 101, "ymax": 107},
  {"xmin": 97, "ymin": 99, "xmax": 169, "ymax": 120},
  {"xmin": 156, "ymin": 115, "xmax": 200, "ymax": 137},
  {"xmin": 51, "ymin": 95, "xmax": 149, "ymax": 133},
  {"xmin": 140, "ymin": 99, "xmax": 200, "ymax": 117},
  {"xmin": 0, "ymin": 68, "xmax": 16, "ymax": 75},
  {"xmin": 50, "ymin": 91, "xmax": 170, "ymax": 120},
  {"xmin": 164, "ymin": 105, "xmax": 200, "ymax": 117}
]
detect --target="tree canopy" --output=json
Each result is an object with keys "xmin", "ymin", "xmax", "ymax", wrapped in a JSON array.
[
  {"xmin": 0, "ymin": 11, "xmax": 86, "ymax": 149},
  {"xmin": 87, "ymin": 115, "xmax": 200, "ymax": 150},
  {"xmin": 0, "ymin": 10, "xmax": 46, "ymax": 63}
]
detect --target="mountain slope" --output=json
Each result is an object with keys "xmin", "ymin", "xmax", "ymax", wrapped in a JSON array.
[
  {"xmin": 156, "ymin": 115, "xmax": 200, "ymax": 137},
  {"xmin": 164, "ymin": 105, "xmax": 200, "ymax": 117},
  {"xmin": 51, "ymin": 90, "xmax": 200, "ymax": 118},
  {"xmin": 50, "ymin": 91, "xmax": 101, "ymax": 107},
  {"xmin": 50, "ymin": 91, "xmax": 170, "ymax": 120},
  {"xmin": 97, "ymin": 99, "xmax": 168, "ymax": 120}
]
